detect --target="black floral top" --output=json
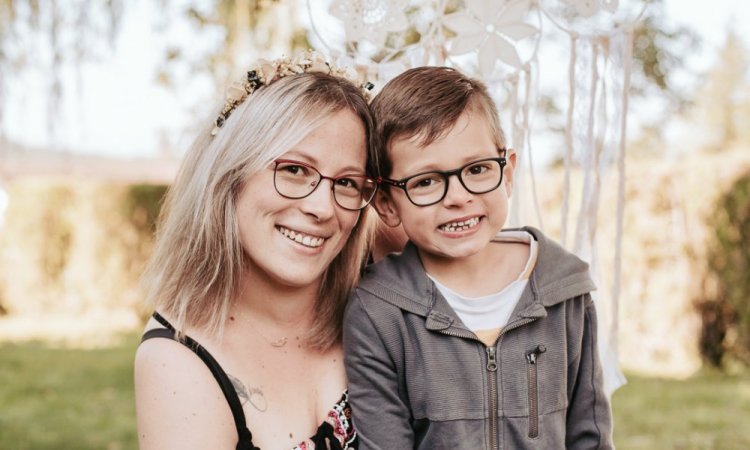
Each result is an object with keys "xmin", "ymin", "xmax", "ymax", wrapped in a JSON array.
[
  {"xmin": 291, "ymin": 390, "xmax": 357, "ymax": 450},
  {"xmin": 141, "ymin": 312, "xmax": 358, "ymax": 450}
]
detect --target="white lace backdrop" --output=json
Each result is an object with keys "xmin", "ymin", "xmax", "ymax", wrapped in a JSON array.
[{"xmin": 308, "ymin": 0, "xmax": 647, "ymax": 394}]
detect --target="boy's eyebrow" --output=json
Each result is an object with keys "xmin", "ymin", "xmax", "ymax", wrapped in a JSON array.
[{"xmin": 394, "ymin": 149, "xmax": 501, "ymax": 176}]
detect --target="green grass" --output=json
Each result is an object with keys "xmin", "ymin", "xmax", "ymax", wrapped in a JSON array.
[
  {"xmin": 612, "ymin": 370, "xmax": 750, "ymax": 449},
  {"xmin": 1, "ymin": 335, "xmax": 749, "ymax": 449},
  {"xmin": 0, "ymin": 334, "xmax": 140, "ymax": 450}
]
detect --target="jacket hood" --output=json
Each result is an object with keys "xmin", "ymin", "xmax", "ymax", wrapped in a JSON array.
[
  {"xmin": 358, "ymin": 226, "xmax": 595, "ymax": 317},
  {"xmin": 521, "ymin": 226, "xmax": 596, "ymax": 306}
]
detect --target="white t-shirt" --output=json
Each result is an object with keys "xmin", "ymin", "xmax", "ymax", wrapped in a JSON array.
[{"xmin": 428, "ymin": 230, "xmax": 538, "ymax": 346}]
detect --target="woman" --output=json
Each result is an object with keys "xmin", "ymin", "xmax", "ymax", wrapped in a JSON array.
[{"xmin": 134, "ymin": 51, "xmax": 377, "ymax": 450}]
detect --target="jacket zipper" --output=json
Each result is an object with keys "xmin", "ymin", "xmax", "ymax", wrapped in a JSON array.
[
  {"xmin": 441, "ymin": 318, "xmax": 538, "ymax": 450},
  {"xmin": 486, "ymin": 346, "xmax": 499, "ymax": 450},
  {"xmin": 525, "ymin": 344, "xmax": 547, "ymax": 438}
]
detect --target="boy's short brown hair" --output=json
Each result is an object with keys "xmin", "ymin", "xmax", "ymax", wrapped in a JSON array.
[{"xmin": 370, "ymin": 66, "xmax": 506, "ymax": 178}]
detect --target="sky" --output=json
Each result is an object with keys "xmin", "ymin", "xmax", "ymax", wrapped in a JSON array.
[{"xmin": 2, "ymin": 0, "xmax": 749, "ymax": 160}]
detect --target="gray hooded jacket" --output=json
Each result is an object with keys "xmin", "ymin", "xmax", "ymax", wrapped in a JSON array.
[{"xmin": 343, "ymin": 227, "xmax": 613, "ymax": 449}]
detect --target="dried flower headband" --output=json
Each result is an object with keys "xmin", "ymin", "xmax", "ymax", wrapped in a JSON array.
[{"xmin": 211, "ymin": 50, "xmax": 374, "ymax": 136}]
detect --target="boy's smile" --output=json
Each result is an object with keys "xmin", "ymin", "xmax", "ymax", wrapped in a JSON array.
[
  {"xmin": 375, "ymin": 109, "xmax": 516, "ymax": 270},
  {"xmin": 438, "ymin": 216, "xmax": 481, "ymax": 233}
]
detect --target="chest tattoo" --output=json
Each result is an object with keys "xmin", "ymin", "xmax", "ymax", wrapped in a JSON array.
[{"xmin": 228, "ymin": 373, "xmax": 268, "ymax": 412}]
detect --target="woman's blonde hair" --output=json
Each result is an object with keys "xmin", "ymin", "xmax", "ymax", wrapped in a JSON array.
[{"xmin": 142, "ymin": 71, "xmax": 376, "ymax": 351}]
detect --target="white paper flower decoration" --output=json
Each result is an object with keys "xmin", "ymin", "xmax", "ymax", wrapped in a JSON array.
[
  {"xmin": 443, "ymin": 0, "xmax": 538, "ymax": 77},
  {"xmin": 329, "ymin": 0, "xmax": 409, "ymax": 48},
  {"xmin": 563, "ymin": 0, "xmax": 619, "ymax": 18}
]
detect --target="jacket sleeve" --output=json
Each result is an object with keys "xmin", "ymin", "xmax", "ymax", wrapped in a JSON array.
[
  {"xmin": 343, "ymin": 291, "xmax": 415, "ymax": 450},
  {"xmin": 566, "ymin": 295, "xmax": 614, "ymax": 449}
]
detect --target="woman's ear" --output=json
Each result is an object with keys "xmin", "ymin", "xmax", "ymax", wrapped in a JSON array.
[{"xmin": 373, "ymin": 190, "xmax": 402, "ymax": 227}]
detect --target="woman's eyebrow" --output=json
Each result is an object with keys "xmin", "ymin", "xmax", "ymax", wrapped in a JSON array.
[{"xmin": 281, "ymin": 151, "xmax": 366, "ymax": 175}]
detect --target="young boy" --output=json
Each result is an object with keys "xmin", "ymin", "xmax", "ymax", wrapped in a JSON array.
[{"xmin": 343, "ymin": 66, "xmax": 613, "ymax": 449}]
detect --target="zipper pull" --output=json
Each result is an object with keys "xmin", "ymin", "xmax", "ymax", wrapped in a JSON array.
[
  {"xmin": 486, "ymin": 346, "xmax": 498, "ymax": 371},
  {"xmin": 526, "ymin": 344, "xmax": 547, "ymax": 364}
]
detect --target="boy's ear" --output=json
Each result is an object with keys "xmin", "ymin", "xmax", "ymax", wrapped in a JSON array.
[
  {"xmin": 503, "ymin": 149, "xmax": 518, "ymax": 197},
  {"xmin": 373, "ymin": 190, "xmax": 402, "ymax": 227}
]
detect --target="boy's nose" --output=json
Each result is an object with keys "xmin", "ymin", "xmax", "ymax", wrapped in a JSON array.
[{"xmin": 442, "ymin": 174, "xmax": 473, "ymax": 205}]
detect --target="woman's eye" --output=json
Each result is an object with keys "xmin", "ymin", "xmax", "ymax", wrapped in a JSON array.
[
  {"xmin": 336, "ymin": 178, "xmax": 357, "ymax": 189},
  {"xmin": 280, "ymin": 164, "xmax": 307, "ymax": 176}
]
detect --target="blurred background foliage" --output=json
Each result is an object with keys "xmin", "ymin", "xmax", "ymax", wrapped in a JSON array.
[
  {"xmin": 0, "ymin": 0, "xmax": 307, "ymax": 136},
  {"xmin": 698, "ymin": 170, "xmax": 750, "ymax": 368},
  {"xmin": 0, "ymin": 180, "xmax": 166, "ymax": 320},
  {"xmin": 0, "ymin": 0, "xmax": 710, "ymax": 149}
]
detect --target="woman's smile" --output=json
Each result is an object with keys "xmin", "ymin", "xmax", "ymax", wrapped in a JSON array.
[{"xmin": 277, "ymin": 226, "xmax": 326, "ymax": 248}]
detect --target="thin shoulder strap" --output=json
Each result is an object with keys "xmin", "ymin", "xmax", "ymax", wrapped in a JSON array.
[{"xmin": 141, "ymin": 312, "xmax": 257, "ymax": 450}]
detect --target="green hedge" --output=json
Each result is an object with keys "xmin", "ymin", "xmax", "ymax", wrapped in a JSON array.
[
  {"xmin": 698, "ymin": 170, "xmax": 750, "ymax": 367},
  {"xmin": 0, "ymin": 179, "xmax": 168, "ymax": 318}
]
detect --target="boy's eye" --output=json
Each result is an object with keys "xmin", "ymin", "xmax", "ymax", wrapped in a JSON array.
[
  {"xmin": 466, "ymin": 162, "xmax": 491, "ymax": 176},
  {"xmin": 469, "ymin": 164, "xmax": 488, "ymax": 175},
  {"xmin": 407, "ymin": 173, "xmax": 444, "ymax": 191}
]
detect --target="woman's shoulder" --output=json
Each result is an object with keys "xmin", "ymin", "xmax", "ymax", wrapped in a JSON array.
[
  {"xmin": 135, "ymin": 317, "xmax": 227, "ymax": 401},
  {"xmin": 135, "ymin": 329, "xmax": 209, "ymax": 373},
  {"xmin": 134, "ymin": 330, "xmax": 237, "ymax": 449}
]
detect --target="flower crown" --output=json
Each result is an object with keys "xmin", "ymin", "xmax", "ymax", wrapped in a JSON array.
[{"xmin": 211, "ymin": 50, "xmax": 374, "ymax": 136}]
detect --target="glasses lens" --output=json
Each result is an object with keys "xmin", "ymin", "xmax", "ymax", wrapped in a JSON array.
[
  {"xmin": 404, "ymin": 172, "xmax": 446, "ymax": 206},
  {"xmin": 333, "ymin": 176, "xmax": 377, "ymax": 210},
  {"xmin": 274, "ymin": 161, "xmax": 319, "ymax": 198},
  {"xmin": 461, "ymin": 159, "xmax": 503, "ymax": 194}
]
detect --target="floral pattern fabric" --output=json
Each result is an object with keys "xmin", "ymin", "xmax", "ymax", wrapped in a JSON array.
[{"xmin": 292, "ymin": 390, "xmax": 357, "ymax": 450}]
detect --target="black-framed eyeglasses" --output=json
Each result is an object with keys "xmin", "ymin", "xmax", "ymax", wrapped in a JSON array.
[
  {"xmin": 379, "ymin": 154, "xmax": 507, "ymax": 207},
  {"xmin": 273, "ymin": 159, "xmax": 377, "ymax": 211}
]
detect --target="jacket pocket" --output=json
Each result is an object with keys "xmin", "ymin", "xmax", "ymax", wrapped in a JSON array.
[{"xmin": 526, "ymin": 344, "xmax": 547, "ymax": 438}]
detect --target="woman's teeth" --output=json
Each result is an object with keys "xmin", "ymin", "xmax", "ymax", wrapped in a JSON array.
[
  {"xmin": 278, "ymin": 227, "xmax": 325, "ymax": 248},
  {"xmin": 440, "ymin": 217, "xmax": 480, "ymax": 232}
]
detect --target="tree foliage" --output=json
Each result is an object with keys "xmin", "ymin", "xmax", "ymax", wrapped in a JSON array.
[
  {"xmin": 698, "ymin": 170, "xmax": 750, "ymax": 368},
  {"xmin": 630, "ymin": 0, "xmax": 700, "ymax": 103},
  {"xmin": 153, "ymin": 0, "xmax": 308, "ymax": 88},
  {"xmin": 0, "ymin": 0, "xmax": 307, "ymax": 141},
  {"xmin": 0, "ymin": 0, "xmax": 125, "ymax": 136},
  {"xmin": 0, "ymin": 0, "xmax": 706, "ymax": 155},
  {"xmin": 688, "ymin": 31, "xmax": 749, "ymax": 151}
]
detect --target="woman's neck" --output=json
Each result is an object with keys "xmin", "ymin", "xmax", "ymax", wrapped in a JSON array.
[{"xmin": 233, "ymin": 270, "xmax": 320, "ymax": 326}]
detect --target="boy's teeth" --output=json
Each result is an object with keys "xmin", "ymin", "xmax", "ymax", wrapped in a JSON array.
[
  {"xmin": 278, "ymin": 227, "xmax": 325, "ymax": 248},
  {"xmin": 440, "ymin": 217, "xmax": 480, "ymax": 232}
]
